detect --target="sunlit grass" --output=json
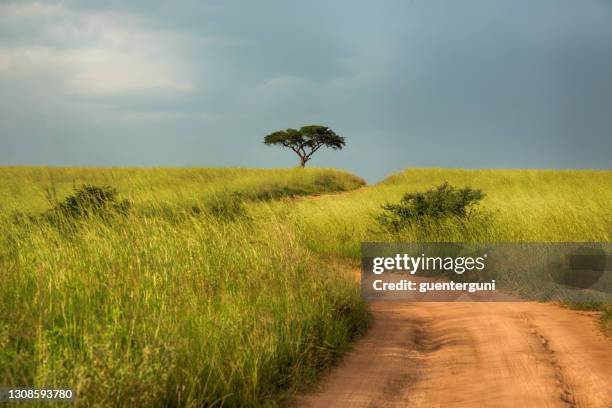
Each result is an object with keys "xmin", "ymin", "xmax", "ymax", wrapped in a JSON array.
[
  {"xmin": 278, "ymin": 168, "xmax": 611, "ymax": 259},
  {"xmin": 0, "ymin": 166, "xmax": 610, "ymax": 406},
  {"xmin": 0, "ymin": 167, "xmax": 367, "ymax": 407}
]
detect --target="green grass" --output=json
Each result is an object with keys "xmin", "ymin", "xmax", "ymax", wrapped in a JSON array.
[
  {"xmin": 0, "ymin": 167, "xmax": 365, "ymax": 215},
  {"xmin": 564, "ymin": 301, "xmax": 612, "ymax": 336},
  {"xmin": 0, "ymin": 167, "xmax": 367, "ymax": 407},
  {"xmin": 269, "ymin": 167, "xmax": 611, "ymax": 331},
  {"xmin": 279, "ymin": 168, "xmax": 611, "ymax": 258},
  {"xmin": 0, "ymin": 166, "xmax": 610, "ymax": 406}
]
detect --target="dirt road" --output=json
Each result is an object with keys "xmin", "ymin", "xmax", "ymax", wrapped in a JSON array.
[{"xmin": 295, "ymin": 301, "xmax": 611, "ymax": 408}]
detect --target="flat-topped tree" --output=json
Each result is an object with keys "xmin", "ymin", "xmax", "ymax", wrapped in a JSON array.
[{"xmin": 264, "ymin": 125, "xmax": 345, "ymax": 167}]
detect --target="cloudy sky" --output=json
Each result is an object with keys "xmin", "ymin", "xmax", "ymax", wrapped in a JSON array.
[{"xmin": 1, "ymin": 0, "xmax": 611, "ymax": 181}]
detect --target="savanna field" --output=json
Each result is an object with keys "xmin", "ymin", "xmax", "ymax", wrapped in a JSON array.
[{"xmin": 1, "ymin": 167, "xmax": 611, "ymax": 407}]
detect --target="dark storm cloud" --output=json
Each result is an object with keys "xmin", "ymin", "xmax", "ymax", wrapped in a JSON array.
[{"xmin": 0, "ymin": 0, "xmax": 611, "ymax": 181}]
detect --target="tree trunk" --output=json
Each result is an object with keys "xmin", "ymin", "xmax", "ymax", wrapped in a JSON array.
[{"xmin": 299, "ymin": 157, "xmax": 307, "ymax": 167}]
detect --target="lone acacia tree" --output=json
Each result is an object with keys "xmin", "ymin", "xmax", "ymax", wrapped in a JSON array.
[{"xmin": 264, "ymin": 125, "xmax": 345, "ymax": 167}]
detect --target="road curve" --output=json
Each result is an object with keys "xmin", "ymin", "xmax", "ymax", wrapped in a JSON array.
[{"xmin": 294, "ymin": 301, "xmax": 611, "ymax": 408}]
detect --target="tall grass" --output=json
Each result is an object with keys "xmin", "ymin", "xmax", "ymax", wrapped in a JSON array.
[
  {"xmin": 0, "ymin": 167, "xmax": 367, "ymax": 407},
  {"xmin": 269, "ymin": 168, "xmax": 611, "ymax": 333},
  {"xmin": 276, "ymin": 168, "xmax": 611, "ymax": 259},
  {"xmin": 0, "ymin": 167, "xmax": 365, "ymax": 215},
  {"xmin": 1, "ymin": 167, "xmax": 610, "ymax": 406}
]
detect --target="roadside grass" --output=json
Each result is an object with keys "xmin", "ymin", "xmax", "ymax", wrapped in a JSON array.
[
  {"xmin": 279, "ymin": 169, "xmax": 611, "ymax": 257},
  {"xmin": 602, "ymin": 308, "xmax": 612, "ymax": 335},
  {"xmin": 269, "ymin": 168, "xmax": 611, "ymax": 333},
  {"xmin": 564, "ymin": 302, "xmax": 612, "ymax": 336},
  {"xmin": 0, "ymin": 167, "xmax": 367, "ymax": 407},
  {"xmin": 0, "ymin": 166, "xmax": 365, "ymax": 215},
  {"xmin": 0, "ymin": 167, "xmax": 610, "ymax": 406}
]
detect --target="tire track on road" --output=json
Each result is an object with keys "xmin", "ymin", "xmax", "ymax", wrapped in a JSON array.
[{"xmin": 295, "ymin": 302, "xmax": 611, "ymax": 408}]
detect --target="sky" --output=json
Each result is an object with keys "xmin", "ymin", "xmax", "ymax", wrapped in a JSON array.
[{"xmin": 0, "ymin": 0, "xmax": 611, "ymax": 182}]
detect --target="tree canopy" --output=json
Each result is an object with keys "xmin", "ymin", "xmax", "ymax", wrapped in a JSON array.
[{"xmin": 264, "ymin": 125, "xmax": 345, "ymax": 167}]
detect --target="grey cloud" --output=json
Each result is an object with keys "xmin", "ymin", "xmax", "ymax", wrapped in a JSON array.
[{"xmin": 1, "ymin": 0, "xmax": 611, "ymax": 182}]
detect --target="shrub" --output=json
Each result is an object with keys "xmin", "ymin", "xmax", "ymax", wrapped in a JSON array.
[
  {"xmin": 246, "ymin": 184, "xmax": 310, "ymax": 201},
  {"xmin": 313, "ymin": 173, "xmax": 344, "ymax": 191},
  {"xmin": 377, "ymin": 182, "xmax": 484, "ymax": 232},
  {"xmin": 51, "ymin": 184, "xmax": 131, "ymax": 220},
  {"xmin": 206, "ymin": 193, "xmax": 247, "ymax": 220}
]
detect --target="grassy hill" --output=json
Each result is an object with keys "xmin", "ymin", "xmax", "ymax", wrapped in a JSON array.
[
  {"xmin": 0, "ymin": 167, "xmax": 610, "ymax": 406},
  {"xmin": 0, "ymin": 167, "xmax": 365, "ymax": 214},
  {"xmin": 281, "ymin": 168, "xmax": 611, "ymax": 258}
]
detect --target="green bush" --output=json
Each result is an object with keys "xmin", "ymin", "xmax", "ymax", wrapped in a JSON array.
[
  {"xmin": 51, "ymin": 184, "xmax": 131, "ymax": 220},
  {"xmin": 377, "ymin": 182, "xmax": 484, "ymax": 232},
  {"xmin": 245, "ymin": 184, "xmax": 310, "ymax": 201},
  {"xmin": 313, "ymin": 173, "xmax": 346, "ymax": 191},
  {"xmin": 206, "ymin": 193, "xmax": 248, "ymax": 220}
]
